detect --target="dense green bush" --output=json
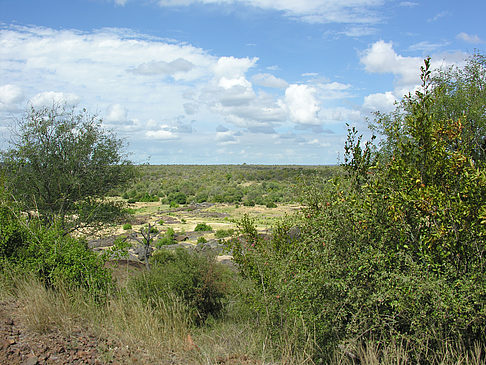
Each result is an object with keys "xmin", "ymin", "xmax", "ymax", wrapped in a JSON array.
[
  {"xmin": 194, "ymin": 223, "xmax": 213, "ymax": 232},
  {"xmin": 155, "ymin": 227, "xmax": 176, "ymax": 247},
  {"xmin": 215, "ymin": 228, "xmax": 235, "ymax": 239},
  {"xmin": 131, "ymin": 249, "xmax": 229, "ymax": 323},
  {"xmin": 0, "ymin": 207, "xmax": 112, "ymax": 299},
  {"xmin": 0, "ymin": 204, "xmax": 27, "ymax": 259},
  {"xmin": 122, "ymin": 223, "xmax": 132, "ymax": 230}
]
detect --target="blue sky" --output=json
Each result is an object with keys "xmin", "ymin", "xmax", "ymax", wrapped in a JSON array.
[{"xmin": 1, "ymin": 0, "xmax": 485, "ymax": 164}]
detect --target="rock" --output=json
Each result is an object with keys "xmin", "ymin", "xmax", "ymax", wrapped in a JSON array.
[{"xmin": 22, "ymin": 356, "xmax": 39, "ymax": 365}]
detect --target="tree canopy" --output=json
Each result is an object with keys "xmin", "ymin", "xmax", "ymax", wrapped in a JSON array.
[{"xmin": 1, "ymin": 105, "xmax": 134, "ymax": 232}]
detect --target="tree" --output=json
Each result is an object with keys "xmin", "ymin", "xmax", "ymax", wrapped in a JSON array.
[{"xmin": 1, "ymin": 104, "xmax": 135, "ymax": 233}]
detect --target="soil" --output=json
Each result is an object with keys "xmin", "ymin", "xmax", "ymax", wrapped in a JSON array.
[{"xmin": 0, "ymin": 300, "xmax": 152, "ymax": 365}]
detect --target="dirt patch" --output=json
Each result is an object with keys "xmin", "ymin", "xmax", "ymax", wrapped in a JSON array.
[{"xmin": 0, "ymin": 300, "xmax": 152, "ymax": 364}]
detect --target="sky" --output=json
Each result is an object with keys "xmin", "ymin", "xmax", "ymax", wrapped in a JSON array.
[{"xmin": 0, "ymin": 0, "xmax": 485, "ymax": 165}]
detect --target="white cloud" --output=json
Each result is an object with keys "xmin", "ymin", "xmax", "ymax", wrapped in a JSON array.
[
  {"xmin": 130, "ymin": 58, "xmax": 194, "ymax": 77},
  {"xmin": 428, "ymin": 11, "xmax": 450, "ymax": 23},
  {"xmin": 105, "ymin": 104, "xmax": 128, "ymax": 123},
  {"xmin": 0, "ymin": 84, "xmax": 24, "ymax": 111},
  {"xmin": 320, "ymin": 106, "xmax": 361, "ymax": 122},
  {"xmin": 363, "ymin": 91, "xmax": 396, "ymax": 112},
  {"xmin": 252, "ymin": 73, "xmax": 288, "ymax": 88},
  {"xmin": 156, "ymin": 0, "xmax": 386, "ymax": 24},
  {"xmin": 145, "ymin": 129, "xmax": 178, "ymax": 139},
  {"xmin": 409, "ymin": 41, "xmax": 448, "ymax": 52},
  {"xmin": 213, "ymin": 56, "xmax": 257, "ymax": 79},
  {"xmin": 284, "ymin": 84, "xmax": 320, "ymax": 125},
  {"xmin": 456, "ymin": 32, "xmax": 484, "ymax": 44},
  {"xmin": 399, "ymin": 1, "xmax": 418, "ymax": 7},
  {"xmin": 114, "ymin": 0, "xmax": 128, "ymax": 5},
  {"xmin": 340, "ymin": 26, "xmax": 377, "ymax": 37},
  {"xmin": 216, "ymin": 130, "xmax": 239, "ymax": 144},
  {"xmin": 360, "ymin": 40, "xmax": 422, "ymax": 87},
  {"xmin": 360, "ymin": 40, "xmax": 465, "ymax": 96},
  {"xmin": 29, "ymin": 91, "xmax": 80, "ymax": 107}
]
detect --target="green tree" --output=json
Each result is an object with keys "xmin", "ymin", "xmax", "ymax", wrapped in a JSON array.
[{"xmin": 1, "ymin": 105, "xmax": 134, "ymax": 233}]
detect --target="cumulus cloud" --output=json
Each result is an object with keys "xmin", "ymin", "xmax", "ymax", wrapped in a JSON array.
[
  {"xmin": 145, "ymin": 128, "xmax": 178, "ymax": 140},
  {"xmin": 360, "ymin": 40, "xmax": 422, "ymax": 87},
  {"xmin": 252, "ymin": 73, "xmax": 288, "ymax": 88},
  {"xmin": 284, "ymin": 84, "xmax": 320, "ymax": 125},
  {"xmin": 0, "ymin": 84, "xmax": 24, "ymax": 111},
  {"xmin": 216, "ymin": 130, "xmax": 239, "ymax": 145},
  {"xmin": 360, "ymin": 40, "xmax": 464, "ymax": 96},
  {"xmin": 156, "ymin": 0, "xmax": 386, "ymax": 24},
  {"xmin": 320, "ymin": 106, "xmax": 361, "ymax": 122},
  {"xmin": 363, "ymin": 91, "xmax": 397, "ymax": 112},
  {"xmin": 213, "ymin": 56, "xmax": 257, "ymax": 79},
  {"xmin": 456, "ymin": 32, "xmax": 484, "ymax": 44},
  {"xmin": 130, "ymin": 58, "xmax": 194, "ymax": 77},
  {"xmin": 29, "ymin": 91, "xmax": 80, "ymax": 107},
  {"xmin": 105, "ymin": 104, "xmax": 128, "ymax": 123}
]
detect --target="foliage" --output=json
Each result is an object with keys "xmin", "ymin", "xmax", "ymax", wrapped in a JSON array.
[
  {"xmin": 229, "ymin": 57, "xmax": 486, "ymax": 362},
  {"xmin": 122, "ymin": 223, "xmax": 132, "ymax": 230},
  {"xmin": 155, "ymin": 227, "xmax": 176, "ymax": 247},
  {"xmin": 131, "ymin": 248, "xmax": 230, "ymax": 324},
  {"xmin": 215, "ymin": 228, "xmax": 235, "ymax": 239},
  {"xmin": 1, "ymin": 105, "xmax": 134, "ymax": 233},
  {"xmin": 194, "ymin": 223, "xmax": 213, "ymax": 232},
  {"xmin": 197, "ymin": 236, "xmax": 208, "ymax": 244},
  {"xmin": 0, "ymin": 201, "xmax": 112, "ymax": 298},
  {"xmin": 103, "ymin": 236, "xmax": 132, "ymax": 260},
  {"xmin": 120, "ymin": 164, "xmax": 337, "ymax": 206}
]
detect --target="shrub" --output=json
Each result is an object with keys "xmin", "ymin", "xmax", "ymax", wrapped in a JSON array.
[
  {"xmin": 215, "ymin": 229, "xmax": 235, "ymax": 239},
  {"xmin": 194, "ymin": 223, "xmax": 213, "ymax": 232},
  {"xmin": 265, "ymin": 201, "xmax": 277, "ymax": 208},
  {"xmin": 0, "ymin": 204, "xmax": 27, "ymax": 259},
  {"xmin": 155, "ymin": 227, "xmax": 176, "ymax": 247},
  {"xmin": 122, "ymin": 223, "xmax": 132, "ymax": 230},
  {"xmin": 197, "ymin": 236, "xmax": 207, "ymax": 244},
  {"xmin": 168, "ymin": 192, "xmax": 187, "ymax": 205},
  {"xmin": 137, "ymin": 192, "xmax": 159, "ymax": 202},
  {"xmin": 131, "ymin": 249, "xmax": 229, "ymax": 323}
]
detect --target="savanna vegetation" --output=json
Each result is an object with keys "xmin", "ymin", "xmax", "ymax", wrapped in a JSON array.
[{"xmin": 0, "ymin": 53, "xmax": 485, "ymax": 364}]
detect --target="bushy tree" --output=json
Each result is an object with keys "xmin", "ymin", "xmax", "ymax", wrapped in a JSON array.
[{"xmin": 1, "ymin": 105, "xmax": 134, "ymax": 233}]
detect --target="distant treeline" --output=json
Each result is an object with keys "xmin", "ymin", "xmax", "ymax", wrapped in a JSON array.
[{"xmin": 117, "ymin": 164, "xmax": 340, "ymax": 206}]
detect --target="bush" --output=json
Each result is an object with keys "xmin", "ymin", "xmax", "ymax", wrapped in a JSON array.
[
  {"xmin": 137, "ymin": 192, "xmax": 159, "ymax": 202},
  {"xmin": 215, "ymin": 229, "xmax": 235, "ymax": 239},
  {"xmin": 155, "ymin": 227, "xmax": 176, "ymax": 247},
  {"xmin": 194, "ymin": 223, "xmax": 213, "ymax": 232},
  {"xmin": 168, "ymin": 192, "xmax": 187, "ymax": 205},
  {"xmin": 122, "ymin": 223, "xmax": 132, "ymax": 230},
  {"xmin": 0, "ymin": 204, "xmax": 27, "ymax": 259},
  {"xmin": 0, "ymin": 207, "xmax": 112, "ymax": 299},
  {"xmin": 197, "ymin": 236, "xmax": 207, "ymax": 244},
  {"xmin": 131, "ymin": 249, "xmax": 229, "ymax": 323}
]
